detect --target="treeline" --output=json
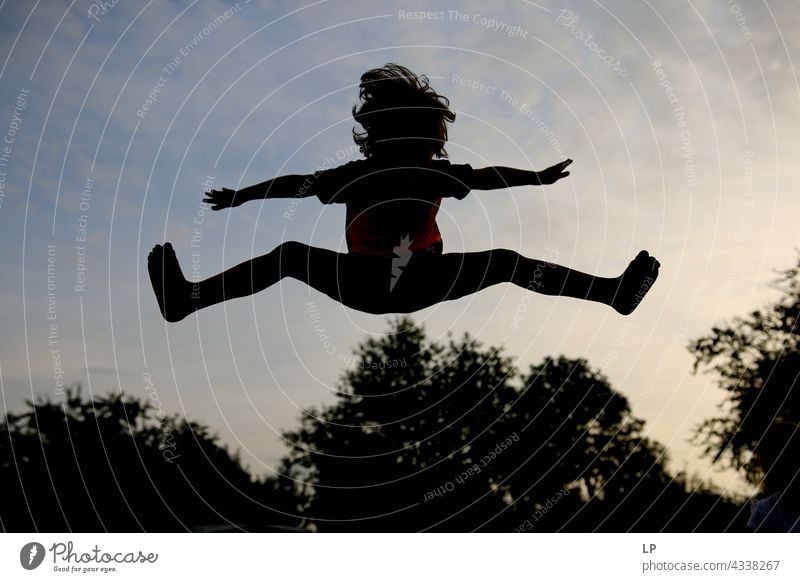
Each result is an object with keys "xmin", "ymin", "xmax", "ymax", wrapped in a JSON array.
[{"xmin": 6, "ymin": 255, "xmax": 800, "ymax": 532}]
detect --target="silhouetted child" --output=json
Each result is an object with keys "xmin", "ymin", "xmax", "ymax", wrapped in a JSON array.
[
  {"xmin": 747, "ymin": 421, "xmax": 800, "ymax": 532},
  {"xmin": 148, "ymin": 63, "xmax": 660, "ymax": 321}
]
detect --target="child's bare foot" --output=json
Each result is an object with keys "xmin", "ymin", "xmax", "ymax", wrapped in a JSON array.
[
  {"xmin": 611, "ymin": 250, "xmax": 660, "ymax": 315},
  {"xmin": 147, "ymin": 243, "xmax": 194, "ymax": 322}
]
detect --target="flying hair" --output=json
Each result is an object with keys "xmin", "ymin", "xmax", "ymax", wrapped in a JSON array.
[{"xmin": 352, "ymin": 63, "xmax": 456, "ymax": 159}]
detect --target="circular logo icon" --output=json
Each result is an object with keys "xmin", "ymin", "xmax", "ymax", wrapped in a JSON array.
[{"xmin": 20, "ymin": 542, "xmax": 45, "ymax": 570}]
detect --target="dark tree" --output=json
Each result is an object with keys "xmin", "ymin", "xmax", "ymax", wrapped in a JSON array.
[
  {"xmin": 0, "ymin": 387, "xmax": 298, "ymax": 532},
  {"xmin": 278, "ymin": 318, "xmax": 520, "ymax": 531},
  {"xmin": 278, "ymin": 318, "xmax": 742, "ymax": 531},
  {"xmin": 690, "ymin": 256, "xmax": 800, "ymax": 484},
  {"xmin": 503, "ymin": 356, "xmax": 664, "ymax": 531}
]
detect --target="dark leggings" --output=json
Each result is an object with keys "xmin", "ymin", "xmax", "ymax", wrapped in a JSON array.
[{"xmin": 191, "ymin": 241, "xmax": 616, "ymax": 315}]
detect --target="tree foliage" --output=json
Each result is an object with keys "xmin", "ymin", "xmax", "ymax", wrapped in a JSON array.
[
  {"xmin": 279, "ymin": 317, "xmax": 742, "ymax": 531},
  {"xmin": 1, "ymin": 314, "xmax": 750, "ymax": 532},
  {"xmin": 690, "ymin": 257, "xmax": 800, "ymax": 483},
  {"xmin": 0, "ymin": 387, "xmax": 293, "ymax": 531}
]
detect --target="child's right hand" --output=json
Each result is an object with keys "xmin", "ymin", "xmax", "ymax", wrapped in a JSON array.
[
  {"xmin": 203, "ymin": 187, "xmax": 241, "ymax": 210},
  {"xmin": 537, "ymin": 159, "xmax": 572, "ymax": 185}
]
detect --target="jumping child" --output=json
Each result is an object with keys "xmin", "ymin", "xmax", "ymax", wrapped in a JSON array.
[{"xmin": 148, "ymin": 63, "xmax": 660, "ymax": 321}]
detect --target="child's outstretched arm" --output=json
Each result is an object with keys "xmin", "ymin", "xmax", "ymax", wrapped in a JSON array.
[
  {"xmin": 470, "ymin": 159, "xmax": 572, "ymax": 190},
  {"xmin": 203, "ymin": 173, "xmax": 315, "ymax": 210}
]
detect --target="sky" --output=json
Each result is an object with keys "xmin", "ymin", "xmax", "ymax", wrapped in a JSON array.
[{"xmin": 1, "ymin": 0, "xmax": 798, "ymax": 494}]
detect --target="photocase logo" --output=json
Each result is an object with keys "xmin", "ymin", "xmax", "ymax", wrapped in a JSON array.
[
  {"xmin": 20, "ymin": 542, "xmax": 45, "ymax": 570},
  {"xmin": 390, "ymin": 234, "xmax": 413, "ymax": 292}
]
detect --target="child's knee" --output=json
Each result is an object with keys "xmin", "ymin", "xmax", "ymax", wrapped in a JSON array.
[
  {"xmin": 494, "ymin": 248, "xmax": 522, "ymax": 270},
  {"xmin": 277, "ymin": 240, "xmax": 305, "ymax": 258}
]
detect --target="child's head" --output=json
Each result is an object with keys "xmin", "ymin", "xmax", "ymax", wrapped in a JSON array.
[{"xmin": 352, "ymin": 63, "xmax": 455, "ymax": 161}]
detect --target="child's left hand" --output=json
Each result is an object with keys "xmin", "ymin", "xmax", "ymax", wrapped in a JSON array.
[{"xmin": 537, "ymin": 159, "xmax": 573, "ymax": 185}]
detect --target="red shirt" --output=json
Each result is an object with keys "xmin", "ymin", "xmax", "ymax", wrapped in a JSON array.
[{"xmin": 312, "ymin": 158, "xmax": 474, "ymax": 256}]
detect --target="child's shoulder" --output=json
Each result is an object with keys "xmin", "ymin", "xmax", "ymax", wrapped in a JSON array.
[{"xmin": 324, "ymin": 157, "xmax": 459, "ymax": 174}]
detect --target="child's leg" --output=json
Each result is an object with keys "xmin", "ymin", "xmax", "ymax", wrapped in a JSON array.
[
  {"xmin": 395, "ymin": 249, "xmax": 659, "ymax": 314},
  {"xmin": 148, "ymin": 242, "xmax": 659, "ymax": 321},
  {"xmin": 147, "ymin": 241, "xmax": 386, "ymax": 321}
]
